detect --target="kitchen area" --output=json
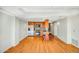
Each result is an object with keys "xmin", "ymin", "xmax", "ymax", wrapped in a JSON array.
[{"xmin": 28, "ymin": 19, "xmax": 49, "ymax": 40}]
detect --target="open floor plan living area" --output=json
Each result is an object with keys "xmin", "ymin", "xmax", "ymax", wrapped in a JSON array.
[{"xmin": 0, "ymin": 6, "xmax": 79, "ymax": 53}]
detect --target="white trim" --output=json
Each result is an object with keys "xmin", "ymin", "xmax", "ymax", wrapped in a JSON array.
[{"xmin": 0, "ymin": 8, "xmax": 14, "ymax": 16}]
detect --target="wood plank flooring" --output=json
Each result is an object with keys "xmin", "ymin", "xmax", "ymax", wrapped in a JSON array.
[{"xmin": 5, "ymin": 35, "xmax": 79, "ymax": 53}]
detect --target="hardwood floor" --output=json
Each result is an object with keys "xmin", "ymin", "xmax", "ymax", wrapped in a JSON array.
[{"xmin": 5, "ymin": 35, "xmax": 79, "ymax": 53}]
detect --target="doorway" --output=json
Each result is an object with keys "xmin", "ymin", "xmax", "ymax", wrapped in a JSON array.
[{"xmin": 34, "ymin": 24, "xmax": 41, "ymax": 36}]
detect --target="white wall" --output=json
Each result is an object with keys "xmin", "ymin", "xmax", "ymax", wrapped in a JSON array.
[
  {"xmin": 50, "ymin": 23, "xmax": 54, "ymax": 34},
  {"xmin": 15, "ymin": 18, "xmax": 28, "ymax": 46},
  {"xmin": 19, "ymin": 20, "xmax": 28, "ymax": 40},
  {"xmin": 67, "ymin": 18, "xmax": 71, "ymax": 44},
  {"xmin": 0, "ymin": 12, "xmax": 28, "ymax": 52},
  {"xmin": 52, "ymin": 15, "xmax": 79, "ymax": 48},
  {"xmin": 0, "ymin": 12, "xmax": 15, "ymax": 52},
  {"xmin": 53, "ymin": 18, "xmax": 68, "ymax": 43},
  {"xmin": 68, "ymin": 15, "xmax": 79, "ymax": 47},
  {"xmin": 15, "ymin": 18, "xmax": 20, "ymax": 45}
]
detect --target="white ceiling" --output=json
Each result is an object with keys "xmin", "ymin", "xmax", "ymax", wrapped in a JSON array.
[{"xmin": 0, "ymin": 6, "xmax": 79, "ymax": 22}]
